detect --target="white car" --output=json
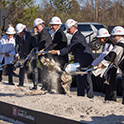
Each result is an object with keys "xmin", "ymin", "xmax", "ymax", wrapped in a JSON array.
[{"xmin": 60, "ymin": 22, "xmax": 105, "ymax": 50}]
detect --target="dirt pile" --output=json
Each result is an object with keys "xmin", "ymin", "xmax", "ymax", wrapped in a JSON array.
[{"xmin": 0, "ymin": 81, "xmax": 124, "ymax": 124}]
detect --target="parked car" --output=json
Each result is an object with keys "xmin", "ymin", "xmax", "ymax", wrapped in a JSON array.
[{"xmin": 60, "ymin": 22, "xmax": 105, "ymax": 50}]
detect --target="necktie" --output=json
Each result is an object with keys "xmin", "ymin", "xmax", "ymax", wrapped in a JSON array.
[{"xmin": 22, "ymin": 37, "xmax": 25, "ymax": 46}]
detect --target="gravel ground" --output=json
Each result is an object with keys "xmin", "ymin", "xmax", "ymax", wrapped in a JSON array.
[{"xmin": 0, "ymin": 70, "xmax": 124, "ymax": 124}]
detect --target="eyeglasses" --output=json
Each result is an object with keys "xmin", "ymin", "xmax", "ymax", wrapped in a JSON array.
[{"xmin": 68, "ymin": 27, "xmax": 72, "ymax": 31}]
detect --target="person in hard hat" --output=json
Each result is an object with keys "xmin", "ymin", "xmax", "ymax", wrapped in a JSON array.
[
  {"xmin": 15, "ymin": 23, "xmax": 37, "ymax": 88},
  {"xmin": 97, "ymin": 26, "xmax": 124, "ymax": 104},
  {"xmin": 0, "ymin": 26, "xmax": 16, "ymax": 85},
  {"xmin": 44, "ymin": 16, "xmax": 68, "ymax": 69},
  {"xmin": 33, "ymin": 18, "xmax": 52, "ymax": 52},
  {"xmin": 52, "ymin": 19, "xmax": 94, "ymax": 98},
  {"xmin": 89, "ymin": 28, "xmax": 117, "ymax": 101},
  {"xmin": 32, "ymin": 18, "xmax": 52, "ymax": 90}
]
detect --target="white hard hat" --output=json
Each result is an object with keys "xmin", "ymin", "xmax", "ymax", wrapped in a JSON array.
[
  {"xmin": 15, "ymin": 23, "xmax": 26, "ymax": 34},
  {"xmin": 33, "ymin": 18, "xmax": 44, "ymax": 27},
  {"xmin": 6, "ymin": 27, "xmax": 16, "ymax": 34},
  {"xmin": 49, "ymin": 16, "xmax": 62, "ymax": 25},
  {"xmin": 65, "ymin": 19, "xmax": 77, "ymax": 30},
  {"xmin": 111, "ymin": 26, "xmax": 124, "ymax": 36},
  {"xmin": 96, "ymin": 28, "xmax": 110, "ymax": 38}
]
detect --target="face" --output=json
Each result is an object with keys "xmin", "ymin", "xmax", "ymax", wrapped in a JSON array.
[
  {"xmin": 67, "ymin": 26, "xmax": 76, "ymax": 35},
  {"xmin": 111, "ymin": 35, "xmax": 121, "ymax": 44},
  {"xmin": 51, "ymin": 24, "xmax": 60, "ymax": 32},
  {"xmin": 18, "ymin": 31, "xmax": 25, "ymax": 38},
  {"xmin": 33, "ymin": 27, "xmax": 37, "ymax": 33},
  {"xmin": 35, "ymin": 24, "xmax": 43, "ymax": 32},
  {"xmin": 6, "ymin": 34, "xmax": 14, "ymax": 39},
  {"xmin": 98, "ymin": 37, "xmax": 107, "ymax": 44}
]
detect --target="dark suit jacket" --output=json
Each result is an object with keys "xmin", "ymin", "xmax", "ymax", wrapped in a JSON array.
[
  {"xmin": 60, "ymin": 31, "xmax": 94, "ymax": 67},
  {"xmin": 46, "ymin": 28, "xmax": 68, "ymax": 50},
  {"xmin": 15, "ymin": 31, "xmax": 37, "ymax": 58},
  {"xmin": 45, "ymin": 28, "xmax": 68, "ymax": 64},
  {"xmin": 37, "ymin": 28, "xmax": 52, "ymax": 51}
]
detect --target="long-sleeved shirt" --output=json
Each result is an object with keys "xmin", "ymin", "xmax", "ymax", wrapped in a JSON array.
[
  {"xmin": 0, "ymin": 35, "xmax": 15, "ymax": 64},
  {"xmin": 92, "ymin": 39, "xmax": 114, "ymax": 66}
]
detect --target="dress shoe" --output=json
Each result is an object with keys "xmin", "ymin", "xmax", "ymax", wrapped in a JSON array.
[
  {"xmin": 30, "ymin": 86, "xmax": 37, "ymax": 90},
  {"xmin": 17, "ymin": 84, "xmax": 24, "ymax": 87},
  {"xmin": 8, "ymin": 82, "xmax": 15, "ymax": 85}
]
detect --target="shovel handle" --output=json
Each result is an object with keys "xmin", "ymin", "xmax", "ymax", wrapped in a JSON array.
[
  {"xmin": 39, "ymin": 49, "xmax": 44, "ymax": 53},
  {"xmin": 48, "ymin": 50, "xmax": 59, "ymax": 53},
  {"xmin": 85, "ymin": 66, "xmax": 97, "ymax": 72}
]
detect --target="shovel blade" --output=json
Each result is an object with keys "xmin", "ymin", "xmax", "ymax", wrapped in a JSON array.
[{"xmin": 65, "ymin": 63, "xmax": 89, "ymax": 75}]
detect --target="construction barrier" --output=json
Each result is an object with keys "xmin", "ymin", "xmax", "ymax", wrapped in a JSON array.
[{"xmin": 0, "ymin": 101, "xmax": 85, "ymax": 124}]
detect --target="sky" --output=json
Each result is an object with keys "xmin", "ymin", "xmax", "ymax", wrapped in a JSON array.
[{"xmin": 34, "ymin": 0, "xmax": 42, "ymax": 5}]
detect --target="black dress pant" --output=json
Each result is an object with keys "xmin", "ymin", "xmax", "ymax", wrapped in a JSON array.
[
  {"xmin": 122, "ymin": 75, "xmax": 124, "ymax": 104},
  {"xmin": 76, "ymin": 72, "xmax": 93, "ymax": 98},
  {"xmin": 7, "ymin": 64, "xmax": 13, "ymax": 84},
  {"xmin": 0, "ymin": 64, "xmax": 13, "ymax": 83},
  {"xmin": 0, "ymin": 70, "xmax": 2, "ymax": 81},
  {"xmin": 19, "ymin": 61, "xmax": 28, "ymax": 86},
  {"xmin": 30, "ymin": 57, "xmax": 38, "ymax": 88},
  {"xmin": 104, "ymin": 67, "xmax": 117, "ymax": 101},
  {"xmin": 19, "ymin": 57, "xmax": 38, "ymax": 87}
]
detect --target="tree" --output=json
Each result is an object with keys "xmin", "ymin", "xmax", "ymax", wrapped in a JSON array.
[
  {"xmin": 1, "ymin": 0, "xmax": 124, "ymax": 30},
  {"xmin": 0, "ymin": 0, "xmax": 41, "ymax": 29},
  {"xmin": 49, "ymin": 0, "xmax": 72, "ymax": 13},
  {"xmin": 0, "ymin": 0, "xmax": 9, "ymax": 9}
]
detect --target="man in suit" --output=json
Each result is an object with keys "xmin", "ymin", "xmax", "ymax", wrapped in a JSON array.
[
  {"xmin": 52, "ymin": 19, "xmax": 94, "ymax": 98},
  {"xmin": 33, "ymin": 18, "xmax": 52, "ymax": 52},
  {"xmin": 44, "ymin": 16, "xmax": 68, "ymax": 69},
  {"xmin": 15, "ymin": 23, "xmax": 37, "ymax": 87},
  {"xmin": 33, "ymin": 18, "xmax": 52, "ymax": 89}
]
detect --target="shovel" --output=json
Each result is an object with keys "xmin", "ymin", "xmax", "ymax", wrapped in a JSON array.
[
  {"xmin": 19, "ymin": 48, "xmax": 37, "ymax": 68},
  {"xmin": 0, "ymin": 56, "xmax": 26, "ymax": 69},
  {"xmin": 0, "ymin": 61, "xmax": 14, "ymax": 69},
  {"xmin": 65, "ymin": 63, "xmax": 97, "ymax": 75}
]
